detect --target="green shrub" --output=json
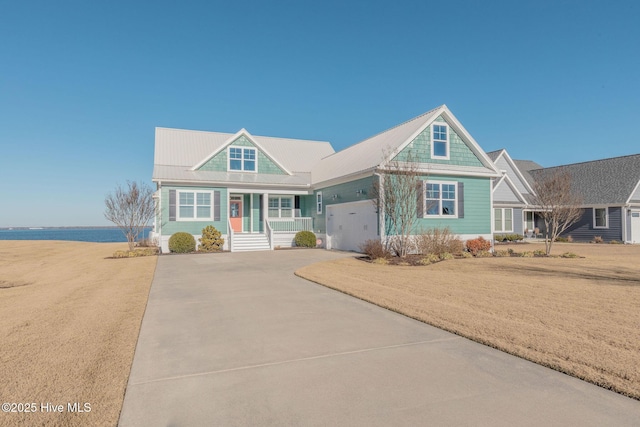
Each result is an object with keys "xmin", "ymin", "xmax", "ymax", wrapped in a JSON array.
[
  {"xmin": 521, "ymin": 251, "xmax": 534, "ymax": 258},
  {"xmin": 460, "ymin": 251, "xmax": 473, "ymax": 258},
  {"xmin": 360, "ymin": 239, "xmax": 390, "ymax": 259},
  {"xmin": 199, "ymin": 225, "xmax": 225, "ymax": 252},
  {"xmin": 439, "ymin": 252, "xmax": 454, "ymax": 261},
  {"xmin": 465, "ymin": 236, "xmax": 492, "ymax": 255},
  {"xmin": 420, "ymin": 253, "xmax": 441, "ymax": 265},
  {"xmin": 561, "ymin": 252, "xmax": 579, "ymax": 258},
  {"xmin": 169, "ymin": 232, "xmax": 196, "ymax": 253},
  {"xmin": 372, "ymin": 257, "xmax": 389, "ymax": 265},
  {"xmin": 294, "ymin": 231, "xmax": 316, "ymax": 248},
  {"xmin": 494, "ymin": 234, "xmax": 507, "ymax": 242},
  {"xmin": 555, "ymin": 236, "xmax": 569, "ymax": 242},
  {"xmin": 533, "ymin": 249, "xmax": 546, "ymax": 256},
  {"xmin": 507, "ymin": 234, "xmax": 524, "ymax": 241},
  {"xmin": 475, "ymin": 250, "xmax": 493, "ymax": 258},
  {"xmin": 112, "ymin": 248, "xmax": 158, "ymax": 258},
  {"xmin": 494, "ymin": 250, "xmax": 510, "ymax": 257}
]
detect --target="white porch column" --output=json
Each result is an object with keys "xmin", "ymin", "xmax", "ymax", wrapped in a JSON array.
[{"xmin": 250, "ymin": 193, "xmax": 254, "ymax": 233}]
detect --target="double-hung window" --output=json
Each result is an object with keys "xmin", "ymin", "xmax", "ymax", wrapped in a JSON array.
[
  {"xmin": 425, "ymin": 182, "xmax": 457, "ymax": 217},
  {"xmin": 494, "ymin": 208, "xmax": 513, "ymax": 232},
  {"xmin": 178, "ymin": 191, "xmax": 212, "ymax": 220},
  {"xmin": 229, "ymin": 147, "xmax": 257, "ymax": 172},
  {"xmin": 593, "ymin": 207, "xmax": 608, "ymax": 228},
  {"xmin": 268, "ymin": 197, "xmax": 293, "ymax": 218},
  {"xmin": 431, "ymin": 123, "xmax": 449, "ymax": 159}
]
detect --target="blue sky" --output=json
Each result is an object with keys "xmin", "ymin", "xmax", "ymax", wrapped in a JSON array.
[{"xmin": 1, "ymin": 1, "xmax": 638, "ymax": 226}]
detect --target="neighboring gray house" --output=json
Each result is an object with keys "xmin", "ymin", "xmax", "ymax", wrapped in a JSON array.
[
  {"xmin": 487, "ymin": 149, "xmax": 540, "ymax": 237},
  {"xmin": 527, "ymin": 155, "xmax": 640, "ymax": 243}
]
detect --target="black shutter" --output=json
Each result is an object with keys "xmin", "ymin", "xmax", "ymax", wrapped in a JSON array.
[
  {"xmin": 416, "ymin": 181, "xmax": 424, "ymax": 218},
  {"xmin": 214, "ymin": 191, "xmax": 221, "ymax": 221},
  {"xmin": 259, "ymin": 195, "xmax": 263, "ymax": 221},
  {"xmin": 169, "ymin": 190, "xmax": 176, "ymax": 221},
  {"xmin": 458, "ymin": 182, "xmax": 464, "ymax": 218}
]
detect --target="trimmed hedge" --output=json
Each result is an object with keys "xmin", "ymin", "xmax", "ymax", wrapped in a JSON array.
[
  {"xmin": 169, "ymin": 232, "xmax": 196, "ymax": 253},
  {"xmin": 294, "ymin": 231, "xmax": 316, "ymax": 248}
]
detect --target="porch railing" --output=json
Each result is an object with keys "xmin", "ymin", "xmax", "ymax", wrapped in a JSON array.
[
  {"xmin": 267, "ymin": 217, "xmax": 313, "ymax": 233},
  {"xmin": 227, "ymin": 218, "xmax": 234, "ymax": 252},
  {"xmin": 265, "ymin": 218, "xmax": 274, "ymax": 250}
]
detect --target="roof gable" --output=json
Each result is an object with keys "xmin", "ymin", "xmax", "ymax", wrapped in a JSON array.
[
  {"xmin": 154, "ymin": 127, "xmax": 334, "ymax": 175},
  {"xmin": 490, "ymin": 149, "xmax": 536, "ymax": 195},
  {"xmin": 311, "ymin": 105, "xmax": 499, "ymax": 185},
  {"xmin": 493, "ymin": 175, "xmax": 527, "ymax": 204},
  {"xmin": 192, "ymin": 129, "xmax": 290, "ymax": 174}
]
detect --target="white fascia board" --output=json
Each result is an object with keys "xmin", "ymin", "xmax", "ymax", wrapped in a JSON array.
[
  {"xmin": 312, "ymin": 168, "xmax": 377, "ymax": 189},
  {"xmin": 493, "ymin": 174, "xmax": 506, "ymax": 189},
  {"xmin": 500, "ymin": 149, "xmax": 536, "ymax": 195},
  {"xmin": 381, "ymin": 106, "xmax": 446, "ymax": 165},
  {"xmin": 190, "ymin": 129, "xmax": 292, "ymax": 175},
  {"xmin": 438, "ymin": 106, "xmax": 502, "ymax": 174},
  {"xmin": 160, "ymin": 179, "xmax": 311, "ymax": 190},
  {"xmin": 625, "ymin": 179, "xmax": 640, "ymax": 204},
  {"xmin": 377, "ymin": 166, "xmax": 500, "ymax": 179}
]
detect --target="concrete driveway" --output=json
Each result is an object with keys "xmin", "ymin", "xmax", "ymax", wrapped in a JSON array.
[{"xmin": 119, "ymin": 250, "xmax": 640, "ymax": 426}]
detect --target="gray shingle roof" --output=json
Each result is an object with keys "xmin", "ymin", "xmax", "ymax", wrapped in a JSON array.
[
  {"xmin": 513, "ymin": 159, "xmax": 544, "ymax": 188},
  {"xmin": 528, "ymin": 154, "xmax": 640, "ymax": 205},
  {"xmin": 486, "ymin": 149, "xmax": 504, "ymax": 162}
]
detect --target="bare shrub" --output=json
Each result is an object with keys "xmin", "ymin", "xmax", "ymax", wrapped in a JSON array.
[
  {"xmin": 104, "ymin": 181, "xmax": 156, "ymax": 251},
  {"xmin": 415, "ymin": 227, "xmax": 464, "ymax": 256},
  {"xmin": 359, "ymin": 239, "xmax": 390, "ymax": 260},
  {"xmin": 593, "ymin": 236, "xmax": 604, "ymax": 244}
]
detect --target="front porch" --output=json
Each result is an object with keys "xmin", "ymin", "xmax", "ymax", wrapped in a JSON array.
[{"xmin": 227, "ymin": 191, "xmax": 315, "ymax": 251}]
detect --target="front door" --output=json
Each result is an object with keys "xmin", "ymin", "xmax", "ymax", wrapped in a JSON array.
[{"xmin": 230, "ymin": 198, "xmax": 243, "ymax": 232}]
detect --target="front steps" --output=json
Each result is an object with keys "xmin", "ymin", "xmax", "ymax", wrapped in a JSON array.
[{"xmin": 231, "ymin": 233, "xmax": 271, "ymax": 252}]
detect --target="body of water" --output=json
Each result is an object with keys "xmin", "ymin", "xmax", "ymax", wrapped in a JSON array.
[{"xmin": 0, "ymin": 227, "xmax": 152, "ymax": 243}]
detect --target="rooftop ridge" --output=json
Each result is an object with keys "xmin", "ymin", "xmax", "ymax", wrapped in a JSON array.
[
  {"xmin": 320, "ymin": 105, "xmax": 444, "ymax": 159},
  {"xmin": 155, "ymin": 126, "xmax": 331, "ymax": 144},
  {"xmin": 535, "ymin": 153, "xmax": 640, "ymax": 171}
]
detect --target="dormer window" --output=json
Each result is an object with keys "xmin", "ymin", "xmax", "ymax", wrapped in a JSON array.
[
  {"xmin": 431, "ymin": 123, "xmax": 449, "ymax": 159},
  {"xmin": 228, "ymin": 147, "xmax": 257, "ymax": 172}
]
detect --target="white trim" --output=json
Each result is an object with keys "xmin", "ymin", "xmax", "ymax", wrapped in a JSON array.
[
  {"xmin": 227, "ymin": 146, "xmax": 258, "ymax": 173},
  {"xmin": 626, "ymin": 179, "xmax": 640, "ymax": 204},
  {"xmin": 176, "ymin": 190, "xmax": 214, "ymax": 221},
  {"xmin": 316, "ymin": 191, "xmax": 323, "ymax": 214},
  {"xmin": 229, "ymin": 195, "xmax": 244, "ymax": 233},
  {"xmin": 496, "ymin": 149, "xmax": 537, "ymax": 196},
  {"xmin": 593, "ymin": 207, "xmax": 609, "ymax": 229},
  {"xmin": 423, "ymin": 180, "xmax": 458, "ymax": 218},
  {"xmin": 268, "ymin": 196, "xmax": 294, "ymax": 219},
  {"xmin": 431, "ymin": 122, "xmax": 450, "ymax": 160},
  {"xmin": 250, "ymin": 193, "xmax": 254, "ymax": 233}
]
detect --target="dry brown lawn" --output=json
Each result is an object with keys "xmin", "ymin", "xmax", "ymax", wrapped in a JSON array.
[
  {"xmin": 296, "ymin": 242, "xmax": 640, "ymax": 400},
  {"xmin": 0, "ymin": 241, "xmax": 157, "ymax": 427}
]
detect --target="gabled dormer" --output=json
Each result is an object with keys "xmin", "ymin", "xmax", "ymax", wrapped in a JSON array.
[{"xmin": 192, "ymin": 129, "xmax": 289, "ymax": 175}]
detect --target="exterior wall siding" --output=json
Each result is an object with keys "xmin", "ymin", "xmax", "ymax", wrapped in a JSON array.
[
  {"xmin": 630, "ymin": 180, "xmax": 640, "ymax": 202},
  {"xmin": 495, "ymin": 157, "xmax": 530, "ymax": 195},
  {"xmin": 412, "ymin": 174, "xmax": 492, "ymax": 235},
  {"xmin": 394, "ymin": 115, "xmax": 484, "ymax": 167},
  {"xmin": 313, "ymin": 176, "xmax": 376, "ymax": 234},
  {"xmin": 513, "ymin": 208, "xmax": 523, "ymax": 235},
  {"xmin": 197, "ymin": 135, "xmax": 286, "ymax": 175},
  {"xmin": 493, "ymin": 179, "xmax": 521, "ymax": 203},
  {"xmin": 160, "ymin": 185, "xmax": 228, "ymax": 236},
  {"xmin": 561, "ymin": 206, "xmax": 623, "ymax": 242}
]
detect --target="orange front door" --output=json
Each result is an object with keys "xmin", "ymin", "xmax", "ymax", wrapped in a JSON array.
[{"xmin": 230, "ymin": 200, "xmax": 243, "ymax": 232}]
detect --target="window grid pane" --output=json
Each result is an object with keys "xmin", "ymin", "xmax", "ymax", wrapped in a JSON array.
[{"xmin": 180, "ymin": 206, "xmax": 194, "ymax": 218}]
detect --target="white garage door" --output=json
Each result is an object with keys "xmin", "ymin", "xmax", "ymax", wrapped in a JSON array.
[{"xmin": 326, "ymin": 200, "xmax": 378, "ymax": 252}]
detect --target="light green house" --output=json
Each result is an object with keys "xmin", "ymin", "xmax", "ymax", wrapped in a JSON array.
[{"xmin": 151, "ymin": 105, "xmax": 501, "ymax": 252}]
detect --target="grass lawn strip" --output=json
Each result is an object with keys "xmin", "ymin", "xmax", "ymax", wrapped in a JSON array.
[
  {"xmin": 296, "ymin": 243, "xmax": 640, "ymax": 400},
  {"xmin": 0, "ymin": 241, "xmax": 156, "ymax": 427}
]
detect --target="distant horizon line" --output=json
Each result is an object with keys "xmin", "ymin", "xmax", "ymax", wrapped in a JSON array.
[{"xmin": 0, "ymin": 226, "xmax": 152, "ymax": 230}]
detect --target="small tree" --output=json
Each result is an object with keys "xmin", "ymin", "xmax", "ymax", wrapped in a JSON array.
[
  {"xmin": 532, "ymin": 170, "xmax": 583, "ymax": 255},
  {"xmin": 372, "ymin": 150, "xmax": 424, "ymax": 257},
  {"xmin": 104, "ymin": 181, "xmax": 155, "ymax": 251},
  {"xmin": 199, "ymin": 225, "xmax": 225, "ymax": 252}
]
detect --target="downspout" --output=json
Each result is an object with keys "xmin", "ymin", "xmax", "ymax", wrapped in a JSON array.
[{"xmin": 374, "ymin": 172, "xmax": 385, "ymax": 245}]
